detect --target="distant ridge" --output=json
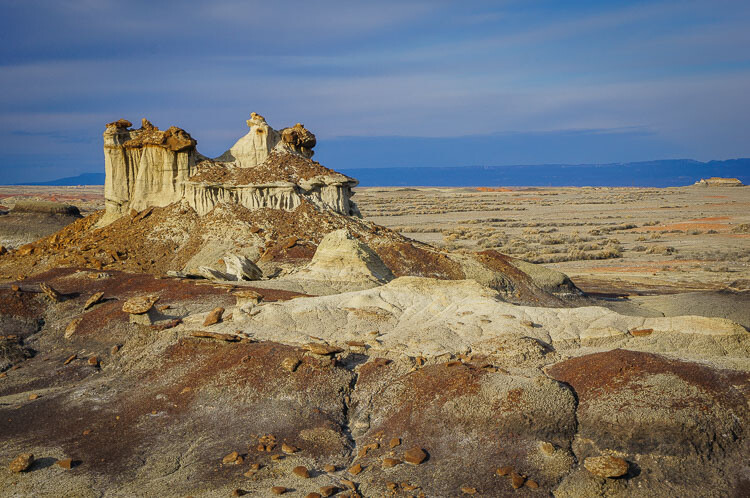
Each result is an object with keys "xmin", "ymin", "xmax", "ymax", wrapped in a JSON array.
[
  {"xmin": 342, "ymin": 159, "xmax": 750, "ymax": 188},
  {"xmin": 16, "ymin": 172, "xmax": 106, "ymax": 186},
  {"xmin": 12, "ymin": 158, "xmax": 750, "ymax": 188}
]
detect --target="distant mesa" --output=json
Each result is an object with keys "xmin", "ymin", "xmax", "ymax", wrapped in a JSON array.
[
  {"xmin": 694, "ymin": 177, "xmax": 744, "ymax": 187},
  {"xmin": 101, "ymin": 113, "xmax": 358, "ymax": 226}
]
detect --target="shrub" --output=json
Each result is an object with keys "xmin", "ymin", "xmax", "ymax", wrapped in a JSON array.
[{"xmin": 646, "ymin": 245, "xmax": 676, "ymax": 255}]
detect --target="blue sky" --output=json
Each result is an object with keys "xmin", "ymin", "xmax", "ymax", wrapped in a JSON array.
[{"xmin": 1, "ymin": 0, "xmax": 749, "ymax": 183}]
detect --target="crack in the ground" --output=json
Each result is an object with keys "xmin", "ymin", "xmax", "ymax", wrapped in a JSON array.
[{"xmin": 337, "ymin": 352, "xmax": 369, "ymax": 461}]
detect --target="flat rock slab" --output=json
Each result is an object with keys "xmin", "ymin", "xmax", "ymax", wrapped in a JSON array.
[{"xmin": 122, "ymin": 295, "xmax": 159, "ymax": 314}]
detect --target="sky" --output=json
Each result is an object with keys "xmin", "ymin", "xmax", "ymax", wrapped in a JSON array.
[{"xmin": 1, "ymin": 0, "xmax": 749, "ymax": 183}]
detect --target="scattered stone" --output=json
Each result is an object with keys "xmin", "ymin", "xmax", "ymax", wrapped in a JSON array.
[
  {"xmin": 342, "ymin": 479, "xmax": 357, "ymax": 490},
  {"xmin": 382, "ymin": 457, "xmax": 402, "ymax": 468},
  {"xmin": 64, "ymin": 317, "xmax": 83, "ymax": 339},
  {"xmin": 584, "ymin": 455, "xmax": 629, "ymax": 478},
  {"xmin": 9, "ymin": 453, "xmax": 33, "ymax": 472},
  {"xmin": 386, "ymin": 482, "xmax": 397, "ymax": 491},
  {"xmin": 415, "ymin": 356, "xmax": 426, "ymax": 366},
  {"xmin": 271, "ymin": 486, "xmax": 287, "ymax": 495},
  {"xmin": 281, "ymin": 443, "xmax": 299, "ymax": 454},
  {"xmin": 88, "ymin": 356, "xmax": 99, "ymax": 366},
  {"xmin": 323, "ymin": 464, "xmax": 336, "ymax": 473},
  {"xmin": 293, "ymin": 465, "xmax": 310, "ymax": 478},
  {"xmin": 511, "ymin": 472, "xmax": 526, "ymax": 489},
  {"xmin": 306, "ymin": 494, "xmax": 322, "ymax": 498},
  {"xmin": 520, "ymin": 320, "xmax": 534, "ymax": 327},
  {"xmin": 496, "ymin": 466, "xmax": 513, "ymax": 476},
  {"xmin": 320, "ymin": 486, "xmax": 338, "ymax": 497},
  {"xmin": 526, "ymin": 479, "xmax": 539, "ymax": 489},
  {"xmin": 346, "ymin": 340, "xmax": 366, "ymax": 348},
  {"xmin": 401, "ymin": 483, "xmax": 418, "ymax": 491},
  {"xmin": 389, "ymin": 437, "xmax": 401, "ymax": 448},
  {"xmin": 630, "ymin": 328, "xmax": 653, "ymax": 337},
  {"xmin": 56, "ymin": 458, "xmax": 75, "ymax": 469},
  {"xmin": 403, "ymin": 447, "xmax": 427, "ymax": 465},
  {"xmin": 231, "ymin": 489, "xmax": 245, "ymax": 497},
  {"xmin": 11, "ymin": 284, "xmax": 19, "ymax": 292},
  {"xmin": 370, "ymin": 357, "xmax": 391, "ymax": 367},
  {"xmin": 83, "ymin": 291, "xmax": 104, "ymax": 310},
  {"xmin": 122, "ymin": 295, "xmax": 159, "ymax": 314},
  {"xmin": 63, "ymin": 354, "xmax": 77, "ymax": 365},
  {"xmin": 28, "ymin": 393, "xmax": 39, "ymax": 400},
  {"xmin": 222, "ymin": 451, "xmax": 240, "ymax": 465},
  {"xmin": 150, "ymin": 318, "xmax": 183, "ymax": 331},
  {"xmin": 540, "ymin": 442, "xmax": 555, "ymax": 455},
  {"xmin": 203, "ymin": 307, "xmax": 225, "ymax": 326},
  {"xmin": 235, "ymin": 289, "xmax": 263, "ymax": 307},
  {"xmin": 281, "ymin": 357, "xmax": 301, "ymax": 372},
  {"xmin": 348, "ymin": 463, "xmax": 363, "ymax": 475},
  {"xmin": 224, "ymin": 254, "xmax": 263, "ymax": 281},
  {"xmin": 304, "ymin": 343, "xmax": 344, "ymax": 356},
  {"xmin": 82, "ymin": 429, "xmax": 92, "ymax": 435},
  {"xmin": 0, "ymin": 245, "xmax": 6, "ymax": 255},
  {"xmin": 191, "ymin": 331, "xmax": 241, "ymax": 342},
  {"xmin": 39, "ymin": 282, "xmax": 63, "ymax": 302},
  {"xmin": 283, "ymin": 236, "xmax": 298, "ymax": 249},
  {"xmin": 271, "ymin": 454, "xmax": 283, "ymax": 461},
  {"xmin": 461, "ymin": 487, "xmax": 477, "ymax": 495}
]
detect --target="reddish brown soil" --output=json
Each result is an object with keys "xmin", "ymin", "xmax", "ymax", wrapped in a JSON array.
[
  {"xmin": 476, "ymin": 250, "xmax": 567, "ymax": 306},
  {"xmin": 0, "ymin": 288, "xmax": 44, "ymax": 319},
  {"xmin": 547, "ymin": 349, "xmax": 750, "ymax": 405},
  {"xmin": 189, "ymin": 152, "xmax": 344, "ymax": 184},
  {"xmin": 374, "ymin": 241, "xmax": 465, "ymax": 280},
  {"xmin": 643, "ymin": 222, "xmax": 730, "ymax": 232},
  {"xmin": 0, "ymin": 338, "xmax": 353, "ymax": 489}
]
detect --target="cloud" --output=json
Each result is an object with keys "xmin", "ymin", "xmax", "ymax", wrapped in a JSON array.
[{"xmin": 1, "ymin": 0, "xmax": 749, "ymax": 182}]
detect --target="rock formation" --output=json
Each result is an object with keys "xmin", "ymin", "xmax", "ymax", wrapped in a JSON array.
[
  {"xmin": 100, "ymin": 113, "xmax": 358, "ymax": 226},
  {"xmin": 694, "ymin": 177, "xmax": 744, "ymax": 187}
]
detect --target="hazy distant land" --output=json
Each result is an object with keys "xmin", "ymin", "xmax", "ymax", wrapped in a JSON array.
[{"xmin": 12, "ymin": 158, "xmax": 750, "ymax": 188}]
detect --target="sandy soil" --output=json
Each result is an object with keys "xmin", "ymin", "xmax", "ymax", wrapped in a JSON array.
[
  {"xmin": 2, "ymin": 184, "xmax": 748, "ymax": 296},
  {"xmin": 353, "ymin": 185, "xmax": 750, "ymax": 295}
]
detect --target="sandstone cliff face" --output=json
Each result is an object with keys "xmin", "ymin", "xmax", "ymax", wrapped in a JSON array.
[
  {"xmin": 102, "ymin": 119, "xmax": 199, "ymax": 225},
  {"xmin": 100, "ymin": 114, "xmax": 358, "ymax": 225}
]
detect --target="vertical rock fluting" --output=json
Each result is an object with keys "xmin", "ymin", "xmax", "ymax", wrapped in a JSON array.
[
  {"xmin": 101, "ymin": 118, "xmax": 198, "ymax": 225},
  {"xmin": 101, "ymin": 113, "xmax": 358, "ymax": 225}
]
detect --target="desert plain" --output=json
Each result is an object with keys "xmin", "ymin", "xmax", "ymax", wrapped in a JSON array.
[{"xmin": 0, "ymin": 116, "xmax": 748, "ymax": 497}]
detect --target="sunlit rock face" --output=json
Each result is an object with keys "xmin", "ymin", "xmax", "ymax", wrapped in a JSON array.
[{"xmin": 100, "ymin": 113, "xmax": 358, "ymax": 226}]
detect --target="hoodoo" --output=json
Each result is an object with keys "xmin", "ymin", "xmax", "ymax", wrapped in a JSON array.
[{"xmin": 101, "ymin": 113, "xmax": 359, "ymax": 226}]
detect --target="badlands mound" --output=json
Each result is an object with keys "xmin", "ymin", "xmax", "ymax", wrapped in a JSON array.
[
  {"xmin": 0, "ymin": 114, "xmax": 748, "ymax": 497},
  {"xmin": 0, "ymin": 200, "xmax": 82, "ymax": 251}
]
